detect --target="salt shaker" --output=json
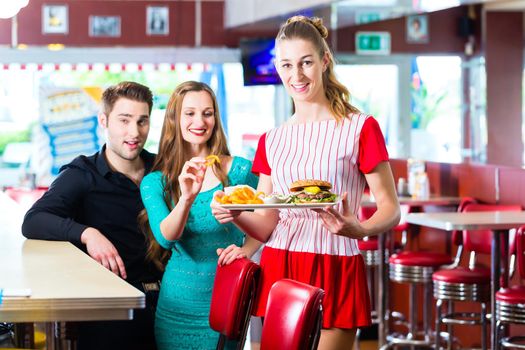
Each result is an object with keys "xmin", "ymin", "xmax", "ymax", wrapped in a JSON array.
[{"xmin": 417, "ymin": 173, "xmax": 430, "ymax": 199}]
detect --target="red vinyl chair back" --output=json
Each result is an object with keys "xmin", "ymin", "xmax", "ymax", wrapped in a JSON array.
[
  {"xmin": 260, "ymin": 279, "xmax": 325, "ymax": 350},
  {"xmin": 358, "ymin": 204, "xmax": 410, "ymax": 247},
  {"xmin": 359, "ymin": 206, "xmax": 377, "ymax": 221},
  {"xmin": 517, "ymin": 226, "xmax": 525, "ymax": 279},
  {"xmin": 451, "ymin": 197, "xmax": 477, "ymax": 246},
  {"xmin": 5, "ymin": 187, "xmax": 47, "ymax": 205},
  {"xmin": 359, "ymin": 204, "xmax": 410, "ymax": 232},
  {"xmin": 462, "ymin": 203, "xmax": 522, "ymax": 255},
  {"xmin": 209, "ymin": 258, "xmax": 261, "ymax": 349},
  {"xmin": 394, "ymin": 204, "xmax": 411, "ymax": 232}
]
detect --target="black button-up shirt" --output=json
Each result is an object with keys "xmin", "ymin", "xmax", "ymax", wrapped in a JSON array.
[{"xmin": 22, "ymin": 146, "xmax": 162, "ymax": 284}]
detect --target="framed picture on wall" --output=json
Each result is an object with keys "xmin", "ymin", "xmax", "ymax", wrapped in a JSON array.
[
  {"xmin": 42, "ymin": 4, "xmax": 68, "ymax": 34},
  {"xmin": 406, "ymin": 14, "xmax": 429, "ymax": 43},
  {"xmin": 89, "ymin": 15, "xmax": 121, "ymax": 37},
  {"xmin": 146, "ymin": 6, "xmax": 169, "ymax": 35}
]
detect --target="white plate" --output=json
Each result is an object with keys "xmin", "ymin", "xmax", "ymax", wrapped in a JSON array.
[{"xmin": 220, "ymin": 201, "xmax": 339, "ymax": 210}]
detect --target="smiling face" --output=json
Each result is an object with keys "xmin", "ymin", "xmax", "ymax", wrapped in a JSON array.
[
  {"xmin": 275, "ymin": 38, "xmax": 328, "ymax": 104},
  {"xmin": 179, "ymin": 90, "xmax": 216, "ymax": 146},
  {"xmin": 99, "ymin": 97, "xmax": 150, "ymax": 163}
]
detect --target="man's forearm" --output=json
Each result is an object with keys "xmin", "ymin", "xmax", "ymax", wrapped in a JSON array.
[{"xmin": 22, "ymin": 210, "xmax": 87, "ymax": 243}]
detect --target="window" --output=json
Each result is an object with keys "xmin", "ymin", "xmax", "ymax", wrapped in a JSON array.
[
  {"xmin": 410, "ymin": 56, "xmax": 462, "ymax": 163},
  {"xmin": 335, "ymin": 63, "xmax": 399, "ymax": 156}
]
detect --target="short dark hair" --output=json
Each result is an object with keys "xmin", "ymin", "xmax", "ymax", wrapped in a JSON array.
[{"xmin": 101, "ymin": 81, "xmax": 153, "ymax": 115}]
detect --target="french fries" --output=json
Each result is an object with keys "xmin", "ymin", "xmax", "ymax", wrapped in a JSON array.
[
  {"xmin": 205, "ymin": 155, "xmax": 221, "ymax": 167},
  {"xmin": 215, "ymin": 186, "xmax": 265, "ymax": 205}
]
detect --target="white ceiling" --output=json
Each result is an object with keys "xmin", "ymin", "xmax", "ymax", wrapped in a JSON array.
[{"xmin": 225, "ymin": 0, "xmax": 524, "ymax": 30}]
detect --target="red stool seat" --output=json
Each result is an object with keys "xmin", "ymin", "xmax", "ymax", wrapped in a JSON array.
[
  {"xmin": 389, "ymin": 251, "xmax": 452, "ymax": 267},
  {"xmin": 358, "ymin": 239, "xmax": 403, "ymax": 251},
  {"xmin": 496, "ymin": 286, "xmax": 525, "ymax": 304},
  {"xmin": 358, "ymin": 240, "xmax": 379, "ymax": 251},
  {"xmin": 393, "ymin": 221, "xmax": 409, "ymax": 233},
  {"xmin": 433, "ymin": 266, "xmax": 490, "ymax": 284}
]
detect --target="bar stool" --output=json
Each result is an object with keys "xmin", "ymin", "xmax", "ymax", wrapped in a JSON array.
[
  {"xmin": 383, "ymin": 197, "xmax": 475, "ymax": 348},
  {"xmin": 433, "ymin": 203, "xmax": 522, "ymax": 350},
  {"xmin": 356, "ymin": 205, "xmax": 410, "ymax": 344},
  {"xmin": 387, "ymin": 249, "xmax": 453, "ymax": 348},
  {"xmin": 495, "ymin": 225, "xmax": 525, "ymax": 349}
]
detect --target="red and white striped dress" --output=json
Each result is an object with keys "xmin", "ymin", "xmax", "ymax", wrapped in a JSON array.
[{"xmin": 252, "ymin": 114, "xmax": 389, "ymax": 329}]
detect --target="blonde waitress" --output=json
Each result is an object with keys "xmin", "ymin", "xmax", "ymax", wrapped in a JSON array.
[{"xmin": 211, "ymin": 16, "xmax": 400, "ymax": 349}]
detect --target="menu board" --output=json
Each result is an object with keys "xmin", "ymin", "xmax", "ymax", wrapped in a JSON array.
[{"xmin": 40, "ymin": 87, "xmax": 102, "ymax": 174}]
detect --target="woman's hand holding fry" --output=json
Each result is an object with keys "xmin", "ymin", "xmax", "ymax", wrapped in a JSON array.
[
  {"xmin": 178, "ymin": 157, "xmax": 206, "ymax": 202},
  {"xmin": 205, "ymin": 155, "xmax": 221, "ymax": 167}
]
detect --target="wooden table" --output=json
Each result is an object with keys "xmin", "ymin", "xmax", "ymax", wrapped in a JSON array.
[
  {"xmin": 407, "ymin": 210, "xmax": 525, "ymax": 350},
  {"xmin": 0, "ymin": 193, "xmax": 144, "ymax": 348},
  {"xmin": 364, "ymin": 195, "xmax": 462, "ymax": 348}
]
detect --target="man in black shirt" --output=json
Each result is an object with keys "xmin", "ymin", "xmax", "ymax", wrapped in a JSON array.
[{"xmin": 22, "ymin": 81, "xmax": 161, "ymax": 350}]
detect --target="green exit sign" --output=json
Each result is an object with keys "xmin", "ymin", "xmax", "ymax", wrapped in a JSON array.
[
  {"xmin": 355, "ymin": 31, "xmax": 391, "ymax": 55},
  {"xmin": 355, "ymin": 11, "xmax": 385, "ymax": 25}
]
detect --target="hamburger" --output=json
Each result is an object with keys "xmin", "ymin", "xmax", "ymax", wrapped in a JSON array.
[{"xmin": 287, "ymin": 179, "xmax": 338, "ymax": 204}]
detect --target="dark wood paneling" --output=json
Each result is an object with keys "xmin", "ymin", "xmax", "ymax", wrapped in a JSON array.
[
  {"xmin": 0, "ymin": 18, "xmax": 10, "ymax": 44},
  {"xmin": 499, "ymin": 166, "xmax": 525, "ymax": 208},
  {"xmin": 1, "ymin": 2, "xmax": 484, "ymax": 53},
  {"xmin": 201, "ymin": 1, "xmax": 224, "ymax": 46},
  {"xmin": 390, "ymin": 159, "xmax": 460, "ymax": 196},
  {"xmin": 485, "ymin": 12, "xmax": 524, "ymax": 166},
  {"xmin": 389, "ymin": 158, "xmax": 407, "ymax": 181},
  {"xmin": 336, "ymin": 6, "xmax": 481, "ymax": 55},
  {"xmin": 1, "ymin": 0, "xmax": 196, "ymax": 46},
  {"xmin": 458, "ymin": 163, "xmax": 498, "ymax": 202}
]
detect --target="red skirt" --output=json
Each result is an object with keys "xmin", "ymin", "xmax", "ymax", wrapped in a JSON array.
[{"xmin": 254, "ymin": 246, "xmax": 372, "ymax": 329}]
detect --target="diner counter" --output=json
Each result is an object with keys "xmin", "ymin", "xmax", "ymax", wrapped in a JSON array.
[{"xmin": 0, "ymin": 192, "xmax": 144, "ymax": 323}]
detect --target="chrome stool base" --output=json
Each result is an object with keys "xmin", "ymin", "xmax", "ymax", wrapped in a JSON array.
[
  {"xmin": 496, "ymin": 301, "xmax": 525, "ymax": 349},
  {"xmin": 385, "ymin": 263, "xmax": 437, "ymax": 349},
  {"xmin": 381, "ymin": 331, "xmax": 458, "ymax": 349},
  {"xmin": 361, "ymin": 250, "xmax": 381, "ymax": 266},
  {"xmin": 501, "ymin": 336, "xmax": 525, "ymax": 349},
  {"xmin": 434, "ymin": 280, "xmax": 490, "ymax": 302},
  {"xmin": 442, "ymin": 312, "xmax": 486, "ymax": 325},
  {"xmin": 434, "ymin": 281, "xmax": 490, "ymax": 350},
  {"xmin": 496, "ymin": 301, "xmax": 525, "ymax": 322},
  {"xmin": 387, "ymin": 330, "xmax": 433, "ymax": 348}
]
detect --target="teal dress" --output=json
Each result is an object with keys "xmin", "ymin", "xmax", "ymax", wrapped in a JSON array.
[{"xmin": 140, "ymin": 156, "xmax": 259, "ymax": 350}]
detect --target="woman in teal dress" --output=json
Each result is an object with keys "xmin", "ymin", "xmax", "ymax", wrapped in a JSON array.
[{"xmin": 139, "ymin": 81, "xmax": 261, "ymax": 350}]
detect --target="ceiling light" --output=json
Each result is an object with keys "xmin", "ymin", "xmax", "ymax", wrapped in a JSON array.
[{"xmin": 47, "ymin": 43, "xmax": 65, "ymax": 51}]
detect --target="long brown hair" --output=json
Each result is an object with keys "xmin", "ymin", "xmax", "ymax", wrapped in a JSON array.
[
  {"xmin": 138, "ymin": 81, "xmax": 231, "ymax": 270},
  {"xmin": 276, "ymin": 15, "xmax": 360, "ymax": 122}
]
